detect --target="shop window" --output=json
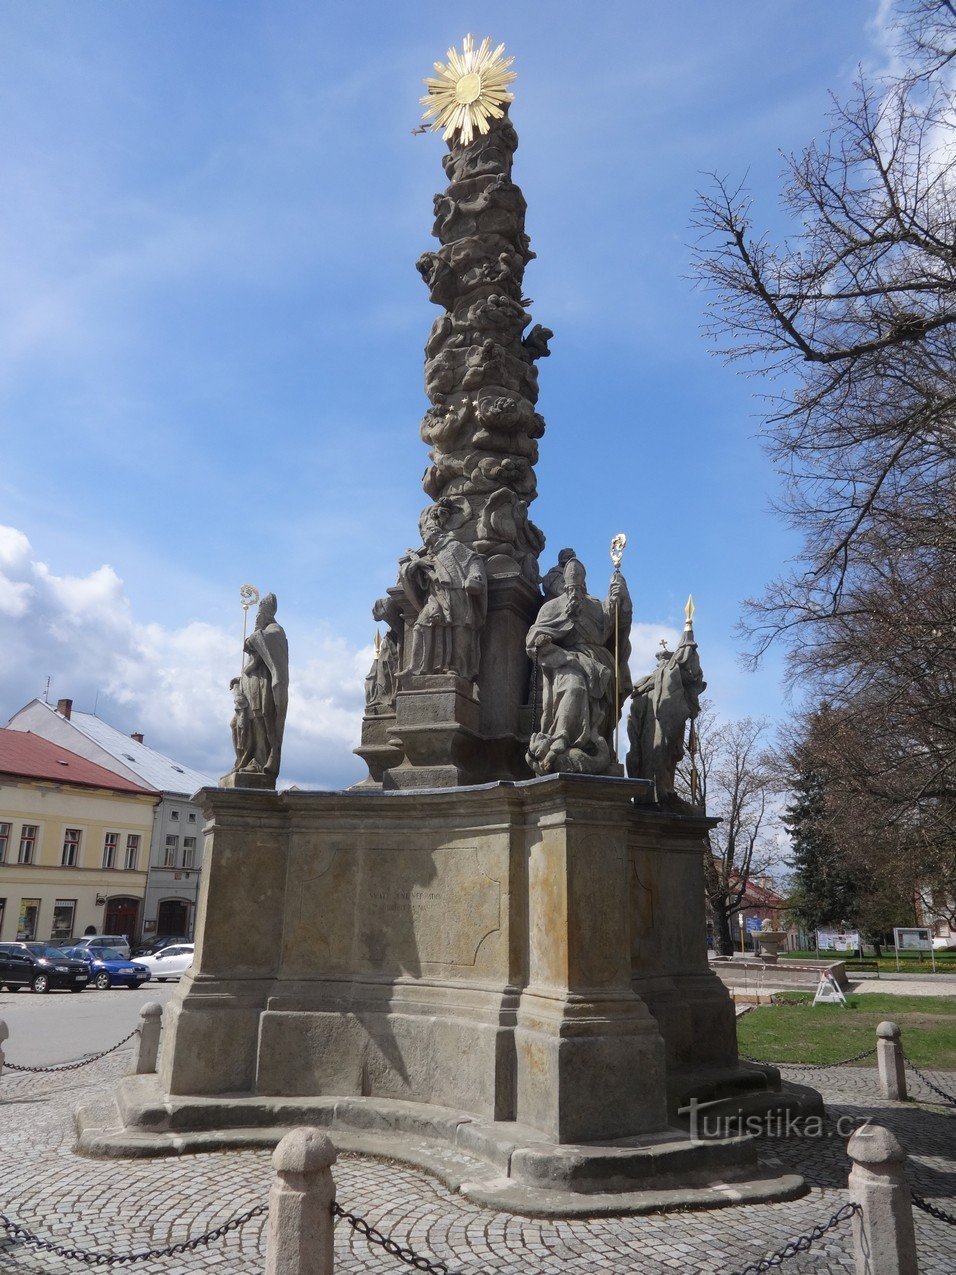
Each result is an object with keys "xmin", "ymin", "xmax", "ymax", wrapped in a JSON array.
[{"xmin": 51, "ymin": 899, "xmax": 76, "ymax": 942}]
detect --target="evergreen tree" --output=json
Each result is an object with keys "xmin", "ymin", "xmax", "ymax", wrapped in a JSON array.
[{"xmin": 782, "ymin": 763, "xmax": 858, "ymax": 938}]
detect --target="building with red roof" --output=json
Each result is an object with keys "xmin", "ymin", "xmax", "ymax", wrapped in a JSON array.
[{"xmin": 0, "ymin": 729, "xmax": 159, "ymax": 943}]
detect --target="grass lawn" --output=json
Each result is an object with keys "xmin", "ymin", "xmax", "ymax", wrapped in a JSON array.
[
  {"xmin": 737, "ymin": 993, "xmax": 956, "ymax": 1069},
  {"xmin": 780, "ymin": 950, "xmax": 956, "ymax": 974}
]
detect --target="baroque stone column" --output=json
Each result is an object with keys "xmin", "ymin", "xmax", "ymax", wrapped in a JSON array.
[{"xmin": 357, "ymin": 108, "xmax": 550, "ymax": 789}]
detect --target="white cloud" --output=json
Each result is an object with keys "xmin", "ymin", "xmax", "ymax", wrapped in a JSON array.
[
  {"xmin": 1, "ymin": 524, "xmax": 715, "ymax": 790},
  {"xmin": 0, "ymin": 524, "xmax": 368, "ymax": 789},
  {"xmin": 630, "ymin": 621, "xmax": 682, "ymax": 676}
]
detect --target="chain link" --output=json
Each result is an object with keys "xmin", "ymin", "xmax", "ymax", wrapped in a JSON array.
[
  {"xmin": 333, "ymin": 1201, "xmax": 456, "ymax": 1273},
  {"xmin": 3, "ymin": 1028, "xmax": 138, "ymax": 1073},
  {"xmin": 719, "ymin": 1201, "xmax": 860, "ymax": 1275},
  {"xmin": 0, "ymin": 1204, "xmax": 266, "ymax": 1264},
  {"xmin": 911, "ymin": 1192, "xmax": 956, "ymax": 1226},
  {"xmin": 903, "ymin": 1057, "xmax": 956, "ymax": 1108},
  {"xmin": 741, "ymin": 1045, "xmax": 877, "ymax": 1070}
]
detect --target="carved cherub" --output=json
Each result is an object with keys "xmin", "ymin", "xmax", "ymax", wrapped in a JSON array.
[
  {"xmin": 416, "ymin": 252, "xmax": 457, "ymax": 308},
  {"xmin": 462, "ymin": 339, "xmax": 512, "ymax": 390},
  {"xmin": 521, "ymin": 324, "xmax": 553, "ymax": 361}
]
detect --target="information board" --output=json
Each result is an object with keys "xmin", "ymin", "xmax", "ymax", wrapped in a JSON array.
[{"xmin": 817, "ymin": 929, "xmax": 861, "ymax": 953}]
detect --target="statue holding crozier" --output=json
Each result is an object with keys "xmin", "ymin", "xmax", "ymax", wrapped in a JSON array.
[{"xmin": 222, "ymin": 590, "xmax": 289, "ymax": 789}]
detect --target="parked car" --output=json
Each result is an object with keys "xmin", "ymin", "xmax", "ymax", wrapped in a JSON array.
[
  {"xmin": 132, "ymin": 935, "xmax": 190, "ymax": 957},
  {"xmin": 132, "ymin": 943, "xmax": 194, "ymax": 981},
  {"xmin": 70, "ymin": 934, "xmax": 132, "ymax": 959},
  {"xmin": 57, "ymin": 946, "xmax": 151, "ymax": 990},
  {"xmin": 0, "ymin": 942, "xmax": 90, "ymax": 993}
]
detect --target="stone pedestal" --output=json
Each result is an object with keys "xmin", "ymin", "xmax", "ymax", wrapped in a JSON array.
[
  {"xmin": 219, "ymin": 769, "xmax": 275, "ymax": 790},
  {"xmin": 384, "ymin": 673, "xmax": 481, "ymax": 789},
  {"xmin": 515, "ymin": 780, "xmax": 666, "ymax": 1141},
  {"xmin": 352, "ymin": 714, "xmax": 404, "ymax": 788},
  {"xmin": 371, "ymin": 570, "xmax": 542, "ymax": 791},
  {"xmin": 79, "ymin": 775, "xmax": 814, "ymax": 1214}
]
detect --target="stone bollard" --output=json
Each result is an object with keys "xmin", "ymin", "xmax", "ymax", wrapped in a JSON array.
[
  {"xmin": 0, "ymin": 1018, "xmax": 7, "ymax": 1081},
  {"xmin": 266, "ymin": 1127, "xmax": 337, "ymax": 1275},
  {"xmin": 877, "ymin": 1021, "xmax": 907, "ymax": 1101},
  {"xmin": 847, "ymin": 1123, "xmax": 918, "ymax": 1275},
  {"xmin": 133, "ymin": 1003, "xmax": 163, "ymax": 1075}
]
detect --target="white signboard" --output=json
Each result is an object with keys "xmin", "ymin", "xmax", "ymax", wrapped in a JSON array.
[
  {"xmin": 894, "ymin": 927, "xmax": 932, "ymax": 951},
  {"xmin": 813, "ymin": 971, "xmax": 847, "ymax": 1006},
  {"xmin": 893, "ymin": 927, "xmax": 936, "ymax": 972},
  {"xmin": 817, "ymin": 929, "xmax": 861, "ymax": 953}
]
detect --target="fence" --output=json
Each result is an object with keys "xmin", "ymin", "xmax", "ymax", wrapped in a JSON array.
[{"xmin": 1, "ymin": 1010, "xmax": 953, "ymax": 1273}]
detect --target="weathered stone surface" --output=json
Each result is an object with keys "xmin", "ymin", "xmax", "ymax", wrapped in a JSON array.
[
  {"xmin": 526, "ymin": 551, "xmax": 632, "ymax": 777},
  {"xmin": 137, "ymin": 775, "xmax": 810, "ymax": 1207},
  {"xmin": 847, "ymin": 1123, "xmax": 919, "ymax": 1275},
  {"xmin": 358, "ymin": 110, "xmax": 550, "ymax": 787},
  {"xmin": 627, "ymin": 615, "xmax": 706, "ymax": 807},
  {"xmin": 223, "ymin": 593, "xmax": 289, "ymax": 788}
]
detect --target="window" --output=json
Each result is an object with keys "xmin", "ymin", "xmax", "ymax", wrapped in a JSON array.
[
  {"xmin": 187, "ymin": 811, "xmax": 197, "ymax": 824},
  {"xmin": 18, "ymin": 825, "xmax": 37, "ymax": 865},
  {"xmin": 170, "ymin": 809, "xmax": 180, "ymax": 822},
  {"xmin": 102, "ymin": 832, "xmax": 119, "ymax": 869},
  {"xmin": 181, "ymin": 836, "xmax": 196, "ymax": 869},
  {"xmin": 61, "ymin": 828, "xmax": 82, "ymax": 867},
  {"xmin": 164, "ymin": 834, "xmax": 179, "ymax": 868},
  {"xmin": 0, "ymin": 822, "xmax": 9, "ymax": 863},
  {"xmin": 124, "ymin": 834, "xmax": 140, "ymax": 871},
  {"xmin": 51, "ymin": 899, "xmax": 76, "ymax": 942}
]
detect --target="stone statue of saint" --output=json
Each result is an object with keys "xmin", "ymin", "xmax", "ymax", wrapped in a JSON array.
[
  {"xmin": 525, "ymin": 552, "xmax": 632, "ymax": 776},
  {"xmin": 234, "ymin": 592, "xmax": 289, "ymax": 784},
  {"xmin": 363, "ymin": 596, "xmax": 402, "ymax": 715},
  {"xmin": 626, "ymin": 622, "xmax": 706, "ymax": 807},
  {"xmin": 229, "ymin": 677, "xmax": 253, "ymax": 769},
  {"xmin": 400, "ymin": 529, "xmax": 487, "ymax": 681}
]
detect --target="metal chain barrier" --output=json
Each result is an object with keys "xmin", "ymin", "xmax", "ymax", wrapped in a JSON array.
[
  {"xmin": 903, "ymin": 1056, "xmax": 956, "ymax": 1108},
  {"xmin": 719, "ymin": 1201, "xmax": 860, "ymax": 1275},
  {"xmin": 0, "ymin": 1203, "xmax": 266, "ymax": 1265},
  {"xmin": 740, "ymin": 1045, "xmax": 877, "ymax": 1070},
  {"xmin": 333, "ymin": 1201, "xmax": 456, "ymax": 1273},
  {"xmin": 3, "ymin": 1028, "xmax": 138, "ymax": 1073},
  {"xmin": 911, "ymin": 1193, "xmax": 956, "ymax": 1226}
]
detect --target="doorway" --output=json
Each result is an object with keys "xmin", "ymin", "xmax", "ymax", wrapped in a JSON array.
[
  {"xmin": 104, "ymin": 896, "xmax": 140, "ymax": 942},
  {"xmin": 157, "ymin": 898, "xmax": 190, "ymax": 938}
]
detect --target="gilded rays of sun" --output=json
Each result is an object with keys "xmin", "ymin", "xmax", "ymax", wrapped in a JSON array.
[{"xmin": 420, "ymin": 34, "xmax": 516, "ymax": 146}]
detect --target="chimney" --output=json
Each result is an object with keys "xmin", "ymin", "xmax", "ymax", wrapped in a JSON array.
[
  {"xmin": 131, "ymin": 732, "xmax": 144, "ymax": 744},
  {"xmin": 56, "ymin": 698, "xmax": 73, "ymax": 720}
]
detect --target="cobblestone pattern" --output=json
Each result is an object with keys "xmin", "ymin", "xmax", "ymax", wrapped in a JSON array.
[{"xmin": 1, "ymin": 1055, "xmax": 954, "ymax": 1274}]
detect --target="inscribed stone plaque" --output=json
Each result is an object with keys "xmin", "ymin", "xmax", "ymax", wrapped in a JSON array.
[{"xmin": 359, "ymin": 846, "xmax": 501, "ymax": 968}]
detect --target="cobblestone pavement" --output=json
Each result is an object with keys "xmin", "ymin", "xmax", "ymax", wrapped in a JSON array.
[{"xmin": 1, "ymin": 1051, "xmax": 954, "ymax": 1274}]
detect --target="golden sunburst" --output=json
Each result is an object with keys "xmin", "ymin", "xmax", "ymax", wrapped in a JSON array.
[{"xmin": 420, "ymin": 34, "xmax": 516, "ymax": 147}]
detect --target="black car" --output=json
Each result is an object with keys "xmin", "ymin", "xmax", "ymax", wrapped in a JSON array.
[
  {"xmin": 0, "ymin": 942, "xmax": 91, "ymax": 993},
  {"xmin": 132, "ymin": 935, "xmax": 190, "ymax": 957}
]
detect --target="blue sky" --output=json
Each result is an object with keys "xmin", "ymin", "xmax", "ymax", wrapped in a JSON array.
[{"xmin": 0, "ymin": 1, "xmax": 891, "ymax": 787}]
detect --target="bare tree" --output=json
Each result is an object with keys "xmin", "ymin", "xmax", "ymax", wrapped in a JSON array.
[
  {"xmin": 692, "ymin": 0, "xmax": 956, "ymax": 923},
  {"xmin": 693, "ymin": 1, "xmax": 956, "ymax": 659},
  {"xmin": 680, "ymin": 707, "xmax": 781, "ymax": 955}
]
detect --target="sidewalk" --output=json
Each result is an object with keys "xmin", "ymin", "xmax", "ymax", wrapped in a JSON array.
[{"xmin": 2, "ymin": 1045, "xmax": 955, "ymax": 1273}]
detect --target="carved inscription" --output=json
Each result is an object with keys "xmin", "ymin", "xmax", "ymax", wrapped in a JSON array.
[{"xmin": 359, "ymin": 846, "xmax": 501, "ymax": 968}]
